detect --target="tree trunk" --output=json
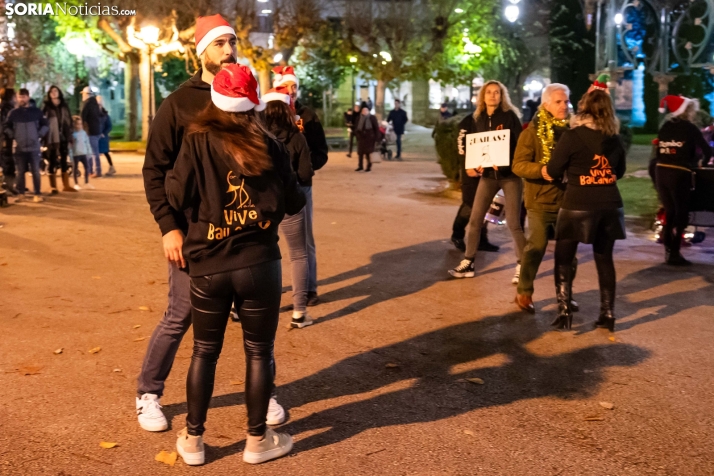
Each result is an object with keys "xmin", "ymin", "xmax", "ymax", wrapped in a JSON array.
[
  {"xmin": 375, "ymin": 79, "xmax": 387, "ymax": 121},
  {"xmin": 124, "ymin": 54, "xmax": 139, "ymax": 141},
  {"xmin": 258, "ymin": 68, "xmax": 272, "ymax": 96},
  {"xmin": 139, "ymin": 50, "xmax": 153, "ymax": 142}
]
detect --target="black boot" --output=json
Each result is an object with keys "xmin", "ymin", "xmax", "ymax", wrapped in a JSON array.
[
  {"xmin": 594, "ymin": 288, "xmax": 616, "ymax": 332},
  {"xmin": 665, "ymin": 248, "xmax": 692, "ymax": 266},
  {"xmin": 2, "ymin": 174, "xmax": 19, "ymax": 196},
  {"xmin": 551, "ymin": 265, "xmax": 573, "ymax": 330}
]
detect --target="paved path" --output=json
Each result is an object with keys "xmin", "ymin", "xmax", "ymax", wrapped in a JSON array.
[{"xmin": 0, "ymin": 144, "xmax": 713, "ymax": 475}]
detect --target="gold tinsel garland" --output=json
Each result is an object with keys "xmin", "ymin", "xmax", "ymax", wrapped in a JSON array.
[{"xmin": 536, "ymin": 109, "xmax": 568, "ymax": 165}]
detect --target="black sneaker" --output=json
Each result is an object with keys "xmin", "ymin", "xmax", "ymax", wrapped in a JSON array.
[
  {"xmin": 451, "ymin": 237, "xmax": 466, "ymax": 252},
  {"xmin": 478, "ymin": 240, "xmax": 500, "ymax": 252},
  {"xmin": 307, "ymin": 292, "xmax": 321, "ymax": 307},
  {"xmin": 448, "ymin": 259, "xmax": 475, "ymax": 278}
]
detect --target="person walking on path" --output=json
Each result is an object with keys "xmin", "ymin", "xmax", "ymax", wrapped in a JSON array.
[
  {"xmin": 0, "ymin": 88, "xmax": 18, "ymax": 195},
  {"xmin": 654, "ymin": 95, "xmax": 712, "ymax": 266},
  {"xmin": 355, "ymin": 103, "xmax": 381, "ymax": 172},
  {"xmin": 512, "ymin": 83, "xmax": 578, "ymax": 313},
  {"xmin": 97, "ymin": 95, "xmax": 116, "ymax": 176},
  {"xmin": 139, "ymin": 14, "xmax": 288, "ymax": 434},
  {"xmin": 70, "ymin": 116, "xmax": 94, "ymax": 190},
  {"xmin": 166, "ymin": 63, "xmax": 304, "ymax": 466},
  {"xmin": 387, "ymin": 99, "xmax": 408, "ymax": 159},
  {"xmin": 546, "ymin": 87, "xmax": 627, "ymax": 331},
  {"xmin": 344, "ymin": 102, "xmax": 360, "ymax": 158},
  {"xmin": 273, "ymin": 65, "xmax": 328, "ymax": 307},
  {"xmin": 4, "ymin": 88, "xmax": 48, "ymax": 202},
  {"xmin": 263, "ymin": 89, "xmax": 315, "ymax": 329},
  {"xmin": 448, "ymin": 80, "xmax": 526, "ymax": 283},
  {"xmin": 80, "ymin": 86, "xmax": 102, "ymax": 178},
  {"xmin": 42, "ymin": 85, "xmax": 74, "ymax": 193}
]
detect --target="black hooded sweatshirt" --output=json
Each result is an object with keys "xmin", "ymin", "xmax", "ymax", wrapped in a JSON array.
[
  {"xmin": 143, "ymin": 70, "xmax": 211, "ymax": 236},
  {"xmin": 269, "ymin": 126, "xmax": 314, "ymax": 186},
  {"xmin": 456, "ymin": 108, "xmax": 522, "ymax": 179},
  {"xmin": 295, "ymin": 100, "xmax": 329, "ymax": 171},
  {"xmin": 165, "ymin": 132, "xmax": 305, "ymax": 277}
]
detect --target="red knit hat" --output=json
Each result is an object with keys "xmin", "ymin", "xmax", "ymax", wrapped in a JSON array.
[
  {"xmin": 272, "ymin": 65, "xmax": 299, "ymax": 88},
  {"xmin": 211, "ymin": 64, "xmax": 266, "ymax": 113},
  {"xmin": 659, "ymin": 95, "xmax": 691, "ymax": 116},
  {"xmin": 194, "ymin": 14, "xmax": 236, "ymax": 57}
]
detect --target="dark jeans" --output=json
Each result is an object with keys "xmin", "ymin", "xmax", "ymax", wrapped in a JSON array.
[
  {"xmin": 137, "ymin": 262, "xmax": 192, "ymax": 398},
  {"xmin": 186, "ymin": 260, "xmax": 282, "ymax": 437},
  {"xmin": 655, "ymin": 167, "xmax": 692, "ymax": 255},
  {"xmin": 87, "ymin": 135, "xmax": 101, "ymax": 176},
  {"xmin": 73, "ymin": 155, "xmax": 90, "ymax": 184},
  {"xmin": 348, "ymin": 131, "xmax": 355, "ymax": 155},
  {"xmin": 1, "ymin": 151, "xmax": 15, "ymax": 177},
  {"xmin": 47, "ymin": 142, "xmax": 70, "ymax": 174},
  {"xmin": 395, "ymin": 134, "xmax": 403, "ymax": 157},
  {"xmin": 554, "ymin": 236, "xmax": 615, "ymax": 308},
  {"xmin": 15, "ymin": 151, "xmax": 42, "ymax": 195}
]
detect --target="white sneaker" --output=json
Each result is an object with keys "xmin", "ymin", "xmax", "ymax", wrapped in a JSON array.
[
  {"xmin": 243, "ymin": 428, "xmax": 293, "ymax": 464},
  {"xmin": 32, "ymin": 195, "xmax": 44, "ymax": 203},
  {"xmin": 73, "ymin": 184, "xmax": 82, "ymax": 191},
  {"xmin": 511, "ymin": 264, "xmax": 521, "ymax": 285},
  {"xmin": 266, "ymin": 396, "xmax": 286, "ymax": 425},
  {"xmin": 84, "ymin": 183, "xmax": 95, "ymax": 190},
  {"xmin": 107, "ymin": 166, "xmax": 116, "ymax": 176},
  {"xmin": 136, "ymin": 393, "xmax": 169, "ymax": 432},
  {"xmin": 290, "ymin": 311, "xmax": 313, "ymax": 329},
  {"xmin": 176, "ymin": 427, "xmax": 205, "ymax": 465}
]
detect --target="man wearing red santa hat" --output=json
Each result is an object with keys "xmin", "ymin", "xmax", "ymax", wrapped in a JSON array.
[
  {"xmin": 138, "ymin": 14, "xmax": 287, "ymax": 433},
  {"xmin": 273, "ymin": 65, "xmax": 328, "ymax": 307}
]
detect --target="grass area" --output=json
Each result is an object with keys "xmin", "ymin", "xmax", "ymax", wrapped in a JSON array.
[
  {"xmin": 619, "ymin": 176, "xmax": 659, "ymax": 218},
  {"xmin": 110, "ymin": 141, "xmax": 145, "ymax": 151},
  {"xmin": 631, "ymin": 134, "xmax": 657, "ymax": 146}
]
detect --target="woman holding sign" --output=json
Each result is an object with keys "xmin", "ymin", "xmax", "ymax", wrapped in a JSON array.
[
  {"xmin": 449, "ymin": 80, "xmax": 526, "ymax": 281},
  {"xmin": 546, "ymin": 88, "xmax": 626, "ymax": 331}
]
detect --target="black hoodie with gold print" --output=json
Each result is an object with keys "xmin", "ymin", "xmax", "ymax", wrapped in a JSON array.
[{"xmin": 165, "ymin": 131, "xmax": 305, "ymax": 277}]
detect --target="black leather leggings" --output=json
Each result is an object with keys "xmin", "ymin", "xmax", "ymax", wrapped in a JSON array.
[
  {"xmin": 186, "ymin": 260, "xmax": 281, "ymax": 437},
  {"xmin": 555, "ymin": 235, "xmax": 616, "ymax": 307}
]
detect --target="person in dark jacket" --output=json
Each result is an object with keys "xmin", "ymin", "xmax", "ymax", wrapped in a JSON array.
[
  {"xmin": 4, "ymin": 88, "xmax": 49, "ymax": 202},
  {"xmin": 0, "ymin": 88, "xmax": 18, "ymax": 195},
  {"xmin": 387, "ymin": 99, "xmax": 408, "ymax": 159},
  {"xmin": 344, "ymin": 102, "xmax": 360, "ymax": 157},
  {"xmin": 262, "ymin": 89, "xmax": 315, "ymax": 329},
  {"xmin": 166, "ymin": 64, "xmax": 303, "ymax": 466},
  {"xmin": 42, "ymin": 85, "xmax": 74, "ymax": 193},
  {"xmin": 546, "ymin": 88, "xmax": 627, "ymax": 331},
  {"xmin": 654, "ymin": 95, "xmax": 713, "ymax": 266},
  {"xmin": 355, "ymin": 103, "xmax": 381, "ymax": 172},
  {"xmin": 80, "ymin": 86, "xmax": 102, "ymax": 177},
  {"xmin": 449, "ymin": 80, "xmax": 525, "ymax": 283},
  {"xmin": 97, "ymin": 95, "xmax": 116, "ymax": 176},
  {"xmin": 138, "ymin": 15, "xmax": 291, "ymax": 442},
  {"xmin": 273, "ymin": 65, "xmax": 328, "ymax": 305}
]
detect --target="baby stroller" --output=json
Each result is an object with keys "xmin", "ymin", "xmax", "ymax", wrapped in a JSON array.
[{"xmin": 379, "ymin": 120, "xmax": 397, "ymax": 161}]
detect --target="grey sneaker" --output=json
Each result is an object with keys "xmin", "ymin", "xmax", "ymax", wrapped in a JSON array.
[
  {"xmin": 243, "ymin": 428, "xmax": 293, "ymax": 464},
  {"xmin": 290, "ymin": 311, "xmax": 313, "ymax": 329},
  {"xmin": 176, "ymin": 427, "xmax": 205, "ymax": 465}
]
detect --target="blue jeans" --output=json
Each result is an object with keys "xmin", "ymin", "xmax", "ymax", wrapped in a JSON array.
[
  {"xmin": 302, "ymin": 186, "xmax": 317, "ymax": 294},
  {"xmin": 14, "ymin": 151, "xmax": 41, "ymax": 195},
  {"xmin": 396, "ymin": 134, "xmax": 403, "ymax": 157},
  {"xmin": 87, "ymin": 135, "xmax": 102, "ymax": 176},
  {"xmin": 137, "ymin": 261, "xmax": 192, "ymax": 397},
  {"xmin": 280, "ymin": 203, "xmax": 309, "ymax": 312}
]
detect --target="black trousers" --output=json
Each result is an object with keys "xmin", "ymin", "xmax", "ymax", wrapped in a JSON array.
[
  {"xmin": 655, "ymin": 167, "xmax": 692, "ymax": 254},
  {"xmin": 452, "ymin": 175, "xmax": 490, "ymax": 242},
  {"xmin": 47, "ymin": 141, "xmax": 70, "ymax": 174},
  {"xmin": 358, "ymin": 153, "xmax": 372, "ymax": 169},
  {"xmin": 186, "ymin": 260, "xmax": 281, "ymax": 437},
  {"xmin": 348, "ymin": 131, "xmax": 355, "ymax": 154}
]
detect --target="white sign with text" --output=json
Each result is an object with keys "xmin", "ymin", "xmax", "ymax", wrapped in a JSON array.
[{"xmin": 465, "ymin": 130, "xmax": 510, "ymax": 169}]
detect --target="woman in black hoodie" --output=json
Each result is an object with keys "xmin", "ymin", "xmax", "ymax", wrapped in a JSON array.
[
  {"xmin": 262, "ymin": 90, "xmax": 315, "ymax": 329},
  {"xmin": 165, "ymin": 64, "xmax": 305, "ymax": 466},
  {"xmin": 547, "ymin": 88, "xmax": 626, "ymax": 331}
]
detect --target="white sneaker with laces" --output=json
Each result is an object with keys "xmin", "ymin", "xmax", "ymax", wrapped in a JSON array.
[
  {"xmin": 512, "ymin": 264, "xmax": 521, "ymax": 285},
  {"xmin": 290, "ymin": 311, "xmax": 313, "ymax": 329},
  {"xmin": 266, "ymin": 396, "xmax": 286, "ymax": 425},
  {"xmin": 136, "ymin": 393, "xmax": 169, "ymax": 432},
  {"xmin": 448, "ymin": 258, "xmax": 475, "ymax": 278}
]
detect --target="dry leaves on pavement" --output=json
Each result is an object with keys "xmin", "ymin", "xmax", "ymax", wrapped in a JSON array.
[
  {"xmin": 54, "ymin": 348, "xmax": 63, "ymax": 355},
  {"xmin": 463, "ymin": 430, "xmax": 475, "ymax": 436},
  {"xmin": 99, "ymin": 441, "xmax": 118, "ymax": 449},
  {"xmin": 599, "ymin": 401, "xmax": 615, "ymax": 410},
  {"xmin": 466, "ymin": 377, "xmax": 485, "ymax": 385},
  {"xmin": 584, "ymin": 416, "xmax": 605, "ymax": 421},
  {"xmin": 155, "ymin": 450, "xmax": 178, "ymax": 466},
  {"xmin": 133, "ymin": 337, "xmax": 146, "ymax": 342},
  {"xmin": 19, "ymin": 365, "xmax": 43, "ymax": 375},
  {"xmin": 230, "ymin": 379, "xmax": 244, "ymax": 385},
  {"xmin": 139, "ymin": 306, "xmax": 152, "ymax": 312},
  {"xmin": 385, "ymin": 363, "xmax": 400, "ymax": 369},
  {"xmin": 87, "ymin": 347, "xmax": 102, "ymax": 354},
  {"xmin": 133, "ymin": 325, "xmax": 141, "ymax": 329}
]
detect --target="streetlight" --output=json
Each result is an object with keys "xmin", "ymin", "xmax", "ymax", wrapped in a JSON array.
[
  {"xmin": 505, "ymin": 5, "xmax": 520, "ymax": 23},
  {"xmin": 614, "ymin": 13, "xmax": 624, "ymax": 26}
]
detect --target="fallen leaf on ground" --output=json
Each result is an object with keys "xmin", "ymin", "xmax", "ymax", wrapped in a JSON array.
[
  {"xmin": 466, "ymin": 377, "xmax": 485, "ymax": 385},
  {"xmin": 133, "ymin": 337, "xmax": 146, "ymax": 342},
  {"xmin": 583, "ymin": 369, "xmax": 593, "ymax": 374},
  {"xmin": 113, "ymin": 369, "xmax": 122, "ymax": 373},
  {"xmin": 147, "ymin": 280, "xmax": 155, "ymax": 285},
  {"xmin": 584, "ymin": 416, "xmax": 605, "ymax": 421},
  {"xmin": 87, "ymin": 347, "xmax": 101, "ymax": 354},
  {"xmin": 599, "ymin": 401, "xmax": 615, "ymax": 410},
  {"xmin": 99, "ymin": 441, "xmax": 118, "ymax": 449},
  {"xmin": 155, "ymin": 450, "xmax": 178, "ymax": 466},
  {"xmin": 20, "ymin": 365, "xmax": 43, "ymax": 375},
  {"xmin": 54, "ymin": 348, "xmax": 63, "ymax": 355},
  {"xmin": 230, "ymin": 379, "xmax": 244, "ymax": 385},
  {"xmin": 608, "ymin": 336, "xmax": 616, "ymax": 342},
  {"xmin": 463, "ymin": 430, "xmax": 475, "ymax": 436},
  {"xmin": 139, "ymin": 306, "xmax": 151, "ymax": 311},
  {"xmin": 133, "ymin": 325, "xmax": 141, "ymax": 329},
  {"xmin": 385, "ymin": 363, "xmax": 400, "ymax": 369},
  {"xmin": 92, "ymin": 276, "xmax": 101, "ymax": 279}
]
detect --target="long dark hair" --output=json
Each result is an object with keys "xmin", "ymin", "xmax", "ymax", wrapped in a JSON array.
[
  {"xmin": 43, "ymin": 85, "xmax": 68, "ymax": 112},
  {"xmin": 188, "ymin": 102, "xmax": 272, "ymax": 177},
  {"xmin": 263, "ymin": 100, "xmax": 299, "ymax": 134}
]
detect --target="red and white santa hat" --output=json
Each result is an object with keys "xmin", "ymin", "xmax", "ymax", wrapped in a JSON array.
[
  {"xmin": 272, "ymin": 65, "xmax": 299, "ymax": 89},
  {"xmin": 194, "ymin": 14, "xmax": 236, "ymax": 57},
  {"xmin": 659, "ymin": 95, "xmax": 691, "ymax": 116},
  {"xmin": 261, "ymin": 88, "xmax": 291, "ymax": 106},
  {"xmin": 211, "ymin": 64, "xmax": 266, "ymax": 113}
]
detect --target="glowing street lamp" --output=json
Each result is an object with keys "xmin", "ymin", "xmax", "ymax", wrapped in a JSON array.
[
  {"xmin": 505, "ymin": 5, "xmax": 520, "ymax": 22},
  {"xmin": 614, "ymin": 13, "xmax": 624, "ymax": 26}
]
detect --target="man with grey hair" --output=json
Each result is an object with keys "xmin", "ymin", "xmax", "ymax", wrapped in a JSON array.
[{"xmin": 512, "ymin": 83, "xmax": 578, "ymax": 313}]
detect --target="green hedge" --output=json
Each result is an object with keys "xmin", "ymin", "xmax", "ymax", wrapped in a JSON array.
[{"xmin": 433, "ymin": 114, "xmax": 467, "ymax": 182}]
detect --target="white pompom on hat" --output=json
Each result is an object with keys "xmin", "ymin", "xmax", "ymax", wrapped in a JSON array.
[
  {"xmin": 659, "ymin": 95, "xmax": 691, "ymax": 116},
  {"xmin": 194, "ymin": 14, "xmax": 236, "ymax": 57},
  {"xmin": 211, "ymin": 64, "xmax": 266, "ymax": 113}
]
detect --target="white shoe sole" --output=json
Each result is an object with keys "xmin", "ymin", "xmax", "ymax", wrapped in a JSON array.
[
  {"xmin": 177, "ymin": 441, "xmax": 205, "ymax": 466},
  {"xmin": 138, "ymin": 418, "xmax": 169, "ymax": 432},
  {"xmin": 243, "ymin": 436, "xmax": 293, "ymax": 464},
  {"xmin": 511, "ymin": 277, "xmax": 520, "ymax": 285},
  {"xmin": 290, "ymin": 320, "xmax": 313, "ymax": 329},
  {"xmin": 448, "ymin": 270, "xmax": 474, "ymax": 278},
  {"xmin": 266, "ymin": 411, "xmax": 287, "ymax": 426}
]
